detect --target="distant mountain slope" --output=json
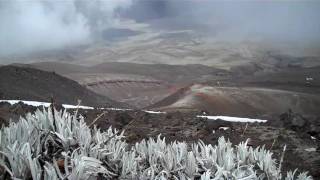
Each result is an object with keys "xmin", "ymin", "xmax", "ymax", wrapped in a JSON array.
[
  {"xmin": 0, "ymin": 65, "xmax": 130, "ymax": 108},
  {"xmin": 14, "ymin": 62, "xmax": 91, "ymax": 74},
  {"xmin": 20, "ymin": 61, "xmax": 229, "ymax": 83},
  {"xmin": 149, "ymin": 84, "xmax": 320, "ymax": 117},
  {"xmin": 16, "ymin": 62, "xmax": 229, "ymax": 108},
  {"xmin": 91, "ymin": 62, "xmax": 229, "ymax": 83}
]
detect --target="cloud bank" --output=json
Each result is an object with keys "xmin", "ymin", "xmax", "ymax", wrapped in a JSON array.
[
  {"xmin": 1, "ymin": 0, "xmax": 320, "ymax": 56},
  {"xmin": 123, "ymin": 0, "xmax": 320, "ymax": 43},
  {"xmin": 0, "ymin": 0, "xmax": 132, "ymax": 56}
]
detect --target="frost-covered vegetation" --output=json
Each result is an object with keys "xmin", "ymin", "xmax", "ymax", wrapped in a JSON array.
[{"xmin": 0, "ymin": 108, "xmax": 312, "ymax": 179}]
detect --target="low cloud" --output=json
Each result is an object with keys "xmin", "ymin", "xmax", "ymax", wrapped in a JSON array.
[
  {"xmin": 0, "ymin": 0, "xmax": 132, "ymax": 56},
  {"xmin": 1, "ymin": 0, "xmax": 319, "ymax": 57},
  {"xmin": 122, "ymin": 0, "xmax": 320, "ymax": 43}
]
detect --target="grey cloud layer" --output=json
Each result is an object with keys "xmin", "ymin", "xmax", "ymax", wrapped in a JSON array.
[
  {"xmin": 1, "ymin": 0, "xmax": 319, "ymax": 56},
  {"xmin": 0, "ymin": 0, "xmax": 131, "ymax": 56},
  {"xmin": 123, "ymin": 0, "xmax": 320, "ymax": 42}
]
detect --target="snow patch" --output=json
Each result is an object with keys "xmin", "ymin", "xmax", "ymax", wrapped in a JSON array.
[
  {"xmin": 306, "ymin": 77, "xmax": 313, "ymax": 81},
  {"xmin": 143, "ymin": 110, "xmax": 166, "ymax": 114},
  {"xmin": 61, "ymin": 104, "xmax": 94, "ymax": 110},
  {"xmin": 197, "ymin": 115, "xmax": 267, "ymax": 123},
  {"xmin": 0, "ymin": 100, "xmax": 165, "ymax": 114},
  {"xmin": 304, "ymin": 148, "xmax": 317, "ymax": 152},
  {"xmin": 219, "ymin": 127, "xmax": 230, "ymax": 131},
  {"xmin": 101, "ymin": 107, "xmax": 132, "ymax": 111},
  {"xmin": 0, "ymin": 100, "xmax": 94, "ymax": 109}
]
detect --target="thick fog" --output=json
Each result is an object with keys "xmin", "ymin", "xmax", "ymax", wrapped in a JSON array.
[
  {"xmin": 124, "ymin": 0, "xmax": 320, "ymax": 43},
  {"xmin": 0, "ymin": 0, "xmax": 320, "ymax": 56},
  {"xmin": 0, "ymin": 0, "xmax": 132, "ymax": 56}
]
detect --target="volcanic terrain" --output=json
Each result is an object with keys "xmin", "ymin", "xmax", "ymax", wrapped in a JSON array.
[{"xmin": 0, "ymin": 65, "xmax": 129, "ymax": 108}]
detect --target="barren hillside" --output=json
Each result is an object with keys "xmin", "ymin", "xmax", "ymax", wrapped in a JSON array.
[{"xmin": 0, "ymin": 65, "xmax": 130, "ymax": 108}]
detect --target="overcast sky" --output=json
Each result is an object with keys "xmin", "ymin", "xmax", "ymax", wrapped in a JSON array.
[{"xmin": 0, "ymin": 0, "xmax": 319, "ymax": 56}]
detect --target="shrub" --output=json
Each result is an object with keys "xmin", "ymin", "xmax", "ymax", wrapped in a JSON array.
[{"xmin": 0, "ymin": 108, "xmax": 312, "ymax": 179}]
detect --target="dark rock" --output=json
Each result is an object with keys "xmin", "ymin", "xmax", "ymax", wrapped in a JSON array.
[
  {"xmin": 308, "ymin": 123, "xmax": 320, "ymax": 139},
  {"xmin": 0, "ymin": 102, "xmax": 11, "ymax": 108},
  {"xmin": 114, "ymin": 112, "xmax": 133, "ymax": 125},
  {"xmin": 205, "ymin": 119, "xmax": 233, "ymax": 132},
  {"xmin": 279, "ymin": 110, "xmax": 308, "ymax": 130},
  {"xmin": 291, "ymin": 115, "xmax": 306, "ymax": 128}
]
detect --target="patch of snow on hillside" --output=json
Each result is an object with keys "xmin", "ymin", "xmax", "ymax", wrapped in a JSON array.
[
  {"xmin": 61, "ymin": 104, "xmax": 94, "ymax": 109},
  {"xmin": 219, "ymin": 127, "xmax": 230, "ymax": 130},
  {"xmin": 101, "ymin": 107, "xmax": 132, "ymax": 111},
  {"xmin": 143, "ymin": 110, "xmax": 166, "ymax": 114},
  {"xmin": 0, "ymin": 100, "xmax": 94, "ymax": 109},
  {"xmin": 304, "ymin": 148, "xmax": 316, "ymax": 152},
  {"xmin": 1, "ymin": 100, "xmax": 51, "ymax": 107},
  {"xmin": 197, "ymin": 115, "xmax": 267, "ymax": 123},
  {"xmin": 0, "ymin": 100, "xmax": 166, "ymax": 114}
]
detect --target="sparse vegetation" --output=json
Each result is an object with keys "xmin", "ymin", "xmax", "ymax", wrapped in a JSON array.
[{"xmin": 0, "ymin": 108, "xmax": 313, "ymax": 179}]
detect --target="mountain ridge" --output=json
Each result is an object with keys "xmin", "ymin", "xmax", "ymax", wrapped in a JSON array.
[{"xmin": 0, "ymin": 65, "xmax": 131, "ymax": 108}]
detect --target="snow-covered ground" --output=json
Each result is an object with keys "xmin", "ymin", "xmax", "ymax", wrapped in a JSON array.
[
  {"xmin": 101, "ymin": 107, "xmax": 133, "ymax": 111},
  {"xmin": 1, "ymin": 100, "xmax": 268, "ymax": 122},
  {"xmin": 197, "ymin": 115, "xmax": 267, "ymax": 123},
  {"xmin": 143, "ymin": 110, "xmax": 166, "ymax": 114},
  {"xmin": 0, "ymin": 100, "xmax": 166, "ymax": 114},
  {"xmin": 0, "ymin": 100, "xmax": 94, "ymax": 109}
]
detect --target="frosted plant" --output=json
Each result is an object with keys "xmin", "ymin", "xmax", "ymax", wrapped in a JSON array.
[
  {"xmin": 64, "ymin": 153, "xmax": 111, "ymax": 180},
  {"xmin": 0, "ymin": 108, "xmax": 314, "ymax": 180},
  {"xmin": 43, "ymin": 162, "xmax": 59, "ymax": 180},
  {"xmin": 285, "ymin": 170, "xmax": 313, "ymax": 180}
]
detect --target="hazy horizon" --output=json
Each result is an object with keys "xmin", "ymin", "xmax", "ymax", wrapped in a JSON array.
[{"xmin": 0, "ymin": 0, "xmax": 320, "ymax": 60}]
